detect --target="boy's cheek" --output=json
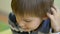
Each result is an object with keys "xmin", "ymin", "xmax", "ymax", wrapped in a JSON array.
[{"xmin": 29, "ymin": 22, "xmax": 40, "ymax": 30}]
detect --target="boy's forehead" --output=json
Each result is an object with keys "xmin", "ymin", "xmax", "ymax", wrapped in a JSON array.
[{"xmin": 16, "ymin": 14, "xmax": 41, "ymax": 19}]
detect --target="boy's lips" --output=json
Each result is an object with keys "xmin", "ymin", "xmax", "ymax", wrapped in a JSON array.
[
  {"xmin": 21, "ymin": 27, "xmax": 30, "ymax": 29},
  {"xmin": 23, "ymin": 28, "xmax": 30, "ymax": 30}
]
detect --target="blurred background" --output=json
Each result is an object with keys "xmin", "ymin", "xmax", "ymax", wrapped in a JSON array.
[
  {"xmin": 0, "ymin": 0, "xmax": 12, "ymax": 34},
  {"xmin": 0, "ymin": 0, "xmax": 60, "ymax": 34}
]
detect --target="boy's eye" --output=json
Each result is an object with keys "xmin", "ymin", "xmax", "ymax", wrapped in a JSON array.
[{"xmin": 23, "ymin": 19, "xmax": 32, "ymax": 22}]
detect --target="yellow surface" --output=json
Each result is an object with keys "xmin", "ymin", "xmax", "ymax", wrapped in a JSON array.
[{"xmin": 0, "ymin": 29, "xmax": 12, "ymax": 34}]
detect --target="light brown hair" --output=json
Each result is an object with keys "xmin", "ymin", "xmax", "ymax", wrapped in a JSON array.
[{"xmin": 11, "ymin": 0, "xmax": 54, "ymax": 18}]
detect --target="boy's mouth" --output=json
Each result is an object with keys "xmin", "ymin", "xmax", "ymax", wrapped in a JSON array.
[
  {"xmin": 23, "ymin": 27, "xmax": 30, "ymax": 30},
  {"xmin": 19, "ymin": 26, "xmax": 30, "ymax": 29}
]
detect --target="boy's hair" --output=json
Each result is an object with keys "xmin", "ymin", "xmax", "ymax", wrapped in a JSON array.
[{"xmin": 11, "ymin": 0, "xmax": 54, "ymax": 18}]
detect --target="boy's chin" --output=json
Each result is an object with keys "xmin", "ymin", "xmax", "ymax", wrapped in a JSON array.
[
  {"xmin": 23, "ymin": 29, "xmax": 32, "ymax": 32},
  {"xmin": 19, "ymin": 28, "xmax": 32, "ymax": 32},
  {"xmin": 23, "ymin": 28, "xmax": 37, "ymax": 32}
]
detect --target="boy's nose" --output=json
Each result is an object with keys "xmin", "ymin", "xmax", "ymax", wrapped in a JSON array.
[{"xmin": 20, "ymin": 23, "xmax": 26, "ymax": 28}]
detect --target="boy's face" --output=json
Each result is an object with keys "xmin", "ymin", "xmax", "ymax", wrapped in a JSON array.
[{"xmin": 16, "ymin": 15, "xmax": 43, "ymax": 32}]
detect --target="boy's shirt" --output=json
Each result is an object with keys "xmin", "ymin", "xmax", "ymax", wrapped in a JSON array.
[{"xmin": 8, "ymin": 12, "xmax": 51, "ymax": 34}]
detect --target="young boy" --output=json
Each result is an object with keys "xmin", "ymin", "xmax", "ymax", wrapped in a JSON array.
[{"xmin": 9, "ymin": 0, "xmax": 60, "ymax": 34}]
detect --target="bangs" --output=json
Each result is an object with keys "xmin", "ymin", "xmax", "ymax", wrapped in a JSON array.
[{"xmin": 16, "ymin": 7, "xmax": 47, "ymax": 18}]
